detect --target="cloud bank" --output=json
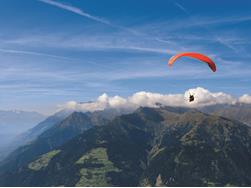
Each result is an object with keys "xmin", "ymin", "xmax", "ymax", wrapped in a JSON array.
[
  {"xmin": 239, "ymin": 94, "xmax": 251, "ymax": 104},
  {"xmin": 59, "ymin": 87, "xmax": 250, "ymax": 112}
]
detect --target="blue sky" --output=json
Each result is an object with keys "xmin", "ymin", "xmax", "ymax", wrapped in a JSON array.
[{"xmin": 0, "ymin": 0, "xmax": 251, "ymax": 114}]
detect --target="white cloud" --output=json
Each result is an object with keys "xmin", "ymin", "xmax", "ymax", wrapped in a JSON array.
[
  {"xmin": 59, "ymin": 87, "xmax": 247, "ymax": 113},
  {"xmin": 239, "ymin": 94, "xmax": 251, "ymax": 104},
  {"xmin": 59, "ymin": 93, "xmax": 130, "ymax": 112}
]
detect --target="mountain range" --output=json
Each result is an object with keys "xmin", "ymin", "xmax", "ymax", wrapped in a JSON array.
[{"xmin": 0, "ymin": 105, "xmax": 251, "ymax": 186}]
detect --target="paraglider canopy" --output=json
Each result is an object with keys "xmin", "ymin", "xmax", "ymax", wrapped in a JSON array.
[{"xmin": 168, "ymin": 52, "xmax": 217, "ymax": 72}]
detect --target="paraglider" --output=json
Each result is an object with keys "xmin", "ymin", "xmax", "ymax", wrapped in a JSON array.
[
  {"xmin": 168, "ymin": 52, "xmax": 217, "ymax": 102},
  {"xmin": 168, "ymin": 52, "xmax": 217, "ymax": 72}
]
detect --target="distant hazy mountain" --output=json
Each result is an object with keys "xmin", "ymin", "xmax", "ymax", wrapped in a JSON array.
[
  {"xmin": 14, "ymin": 109, "xmax": 74, "ymax": 145},
  {"xmin": 0, "ymin": 108, "xmax": 125, "ymax": 171},
  {"xmin": 200, "ymin": 103, "xmax": 251, "ymax": 126},
  {"xmin": 0, "ymin": 109, "xmax": 71, "ymax": 162},
  {"xmin": 0, "ymin": 109, "xmax": 45, "ymax": 134},
  {"xmin": 0, "ymin": 110, "xmax": 45, "ymax": 156},
  {"xmin": 1, "ymin": 106, "xmax": 250, "ymax": 186}
]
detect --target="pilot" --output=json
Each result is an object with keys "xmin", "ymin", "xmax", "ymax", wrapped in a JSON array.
[{"xmin": 189, "ymin": 94, "xmax": 194, "ymax": 102}]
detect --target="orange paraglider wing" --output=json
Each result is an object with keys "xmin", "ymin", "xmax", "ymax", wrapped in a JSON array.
[{"xmin": 168, "ymin": 52, "xmax": 216, "ymax": 72}]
